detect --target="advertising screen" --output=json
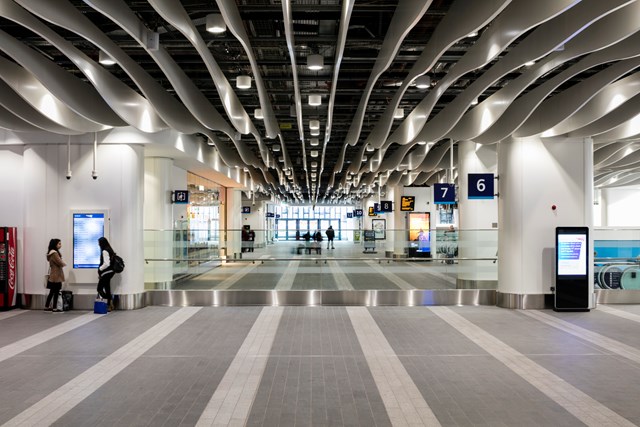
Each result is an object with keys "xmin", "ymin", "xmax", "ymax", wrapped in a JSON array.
[
  {"xmin": 409, "ymin": 212, "xmax": 430, "ymax": 252},
  {"xmin": 557, "ymin": 233, "xmax": 587, "ymax": 276},
  {"xmin": 73, "ymin": 213, "xmax": 105, "ymax": 268}
]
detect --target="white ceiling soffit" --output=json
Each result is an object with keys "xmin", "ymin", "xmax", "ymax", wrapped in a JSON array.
[
  {"xmin": 0, "ymin": 104, "xmax": 47, "ymax": 134},
  {"xmin": 593, "ymin": 111, "xmax": 640, "ymax": 143},
  {"xmin": 596, "ymin": 143, "xmax": 640, "ymax": 169},
  {"xmin": 594, "ymin": 141, "xmax": 637, "ymax": 165}
]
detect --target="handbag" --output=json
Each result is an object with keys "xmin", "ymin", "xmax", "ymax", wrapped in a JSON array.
[
  {"xmin": 94, "ymin": 296, "xmax": 108, "ymax": 314},
  {"xmin": 44, "ymin": 266, "xmax": 50, "ymax": 289}
]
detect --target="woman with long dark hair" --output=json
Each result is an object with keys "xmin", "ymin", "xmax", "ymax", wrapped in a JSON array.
[
  {"xmin": 45, "ymin": 238, "xmax": 66, "ymax": 312},
  {"xmin": 97, "ymin": 237, "xmax": 115, "ymax": 311}
]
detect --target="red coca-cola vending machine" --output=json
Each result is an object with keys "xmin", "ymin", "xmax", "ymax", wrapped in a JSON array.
[{"xmin": 0, "ymin": 227, "xmax": 18, "ymax": 310}]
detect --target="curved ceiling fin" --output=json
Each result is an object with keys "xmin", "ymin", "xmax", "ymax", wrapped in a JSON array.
[
  {"xmin": 13, "ymin": 0, "xmax": 185, "ymax": 133},
  {"xmin": 569, "ymin": 91, "xmax": 640, "ymax": 138},
  {"xmin": 0, "ymin": 55, "xmax": 108, "ymax": 133},
  {"xmin": 0, "ymin": 87, "xmax": 77, "ymax": 134},
  {"xmin": 412, "ymin": 0, "xmax": 628, "ymax": 146}
]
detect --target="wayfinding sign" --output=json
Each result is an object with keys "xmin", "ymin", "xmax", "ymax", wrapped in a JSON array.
[
  {"xmin": 468, "ymin": 173, "xmax": 494, "ymax": 199},
  {"xmin": 434, "ymin": 184, "xmax": 456, "ymax": 204}
]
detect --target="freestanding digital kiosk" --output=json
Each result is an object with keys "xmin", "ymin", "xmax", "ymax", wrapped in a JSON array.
[{"xmin": 555, "ymin": 226, "xmax": 590, "ymax": 312}]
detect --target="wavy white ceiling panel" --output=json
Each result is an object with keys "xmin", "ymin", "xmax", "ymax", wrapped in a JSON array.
[
  {"xmin": 544, "ymin": 72, "xmax": 640, "ymax": 137},
  {"xmin": 0, "ymin": 9, "xmax": 124, "ymax": 128},
  {"xmin": 569, "ymin": 92, "xmax": 640, "ymax": 138},
  {"xmin": 594, "ymin": 141, "xmax": 637, "ymax": 165},
  {"xmin": 13, "ymin": 0, "xmax": 176, "ymax": 132},
  {"xmin": 0, "ymin": 56, "xmax": 108, "ymax": 133},
  {"xmin": 593, "ymin": 112, "xmax": 640, "ymax": 143},
  {"xmin": 0, "ymin": 78, "xmax": 86, "ymax": 135},
  {"xmin": 414, "ymin": 0, "xmax": 632, "ymax": 145},
  {"xmin": 473, "ymin": 32, "xmax": 640, "ymax": 144}
]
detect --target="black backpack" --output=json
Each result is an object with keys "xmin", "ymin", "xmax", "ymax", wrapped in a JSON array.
[{"xmin": 111, "ymin": 254, "xmax": 125, "ymax": 273}]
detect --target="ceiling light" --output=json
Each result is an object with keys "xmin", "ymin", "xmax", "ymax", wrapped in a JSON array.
[
  {"xmin": 467, "ymin": 30, "xmax": 478, "ymax": 37},
  {"xmin": 279, "ymin": 156, "xmax": 285, "ymax": 162},
  {"xmin": 272, "ymin": 145, "xmax": 281, "ymax": 152},
  {"xmin": 417, "ymin": 140, "xmax": 427, "ymax": 145},
  {"xmin": 309, "ymin": 119, "xmax": 320, "ymax": 130},
  {"xmin": 206, "ymin": 14, "xmax": 226, "ymax": 34},
  {"xmin": 254, "ymin": 108, "xmax": 263, "ymax": 119},
  {"xmin": 311, "ymin": 172, "xmax": 317, "ymax": 178},
  {"xmin": 307, "ymin": 54, "xmax": 324, "ymax": 70},
  {"xmin": 310, "ymin": 128, "xmax": 320, "ymax": 136},
  {"xmin": 366, "ymin": 145, "xmax": 374, "ymax": 152},
  {"xmin": 289, "ymin": 105, "xmax": 296, "ymax": 117},
  {"xmin": 394, "ymin": 108, "xmax": 404, "ymax": 119},
  {"xmin": 471, "ymin": 97, "xmax": 479, "ymax": 106},
  {"xmin": 311, "ymin": 161, "xmax": 318, "ymax": 168},
  {"xmin": 308, "ymin": 94, "xmax": 322, "ymax": 106},
  {"xmin": 310, "ymin": 138, "xmax": 319, "ymax": 146},
  {"xmin": 236, "ymin": 75, "xmax": 251, "ymax": 89},
  {"xmin": 98, "ymin": 51, "xmax": 115, "ymax": 66},
  {"xmin": 310, "ymin": 150, "xmax": 318, "ymax": 158},
  {"xmin": 524, "ymin": 60, "xmax": 535, "ymax": 67},
  {"xmin": 415, "ymin": 75, "xmax": 431, "ymax": 89}
]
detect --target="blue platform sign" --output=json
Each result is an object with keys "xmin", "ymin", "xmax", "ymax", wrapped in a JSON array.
[
  {"xmin": 354, "ymin": 209, "xmax": 363, "ymax": 217},
  {"xmin": 468, "ymin": 173, "xmax": 494, "ymax": 199},
  {"xmin": 434, "ymin": 184, "xmax": 456, "ymax": 204},
  {"xmin": 347, "ymin": 212, "xmax": 353, "ymax": 218},
  {"xmin": 241, "ymin": 206, "xmax": 251, "ymax": 214}
]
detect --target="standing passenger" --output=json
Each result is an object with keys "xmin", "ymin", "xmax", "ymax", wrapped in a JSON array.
[
  {"xmin": 326, "ymin": 225, "xmax": 335, "ymax": 249},
  {"xmin": 97, "ymin": 237, "xmax": 116, "ymax": 312},
  {"xmin": 45, "ymin": 239, "xmax": 66, "ymax": 312}
]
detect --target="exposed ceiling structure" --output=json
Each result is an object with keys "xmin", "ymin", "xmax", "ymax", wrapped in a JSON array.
[{"xmin": 2, "ymin": 0, "xmax": 640, "ymax": 203}]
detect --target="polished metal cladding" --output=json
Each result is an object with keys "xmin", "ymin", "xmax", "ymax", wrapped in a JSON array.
[
  {"xmin": 146, "ymin": 289, "xmax": 496, "ymax": 307},
  {"xmin": 496, "ymin": 292, "xmax": 551, "ymax": 309},
  {"xmin": 596, "ymin": 289, "xmax": 640, "ymax": 304},
  {"xmin": 455, "ymin": 279, "xmax": 498, "ymax": 289}
]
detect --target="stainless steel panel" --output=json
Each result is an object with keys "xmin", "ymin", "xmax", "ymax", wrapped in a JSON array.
[
  {"xmin": 496, "ymin": 292, "xmax": 552, "ymax": 309},
  {"xmin": 596, "ymin": 289, "xmax": 640, "ymax": 304},
  {"xmin": 20, "ymin": 292, "xmax": 147, "ymax": 310},
  {"xmin": 456, "ymin": 279, "xmax": 498, "ymax": 289},
  {"xmin": 146, "ymin": 289, "xmax": 496, "ymax": 307}
]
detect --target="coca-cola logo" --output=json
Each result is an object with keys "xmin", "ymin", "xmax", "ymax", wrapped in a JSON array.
[{"xmin": 8, "ymin": 246, "xmax": 15, "ymax": 291}]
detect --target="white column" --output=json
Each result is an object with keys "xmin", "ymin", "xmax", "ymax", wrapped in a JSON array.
[
  {"xmin": 497, "ymin": 136, "xmax": 593, "ymax": 305},
  {"xmin": 225, "ymin": 188, "xmax": 243, "ymax": 259},
  {"xmin": 457, "ymin": 141, "xmax": 498, "ymax": 287},
  {"xmin": 144, "ymin": 157, "xmax": 174, "ymax": 286}
]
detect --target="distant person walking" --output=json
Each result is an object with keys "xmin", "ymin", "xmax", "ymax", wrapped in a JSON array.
[
  {"xmin": 45, "ymin": 239, "xmax": 66, "ymax": 312},
  {"xmin": 326, "ymin": 225, "xmax": 335, "ymax": 249}
]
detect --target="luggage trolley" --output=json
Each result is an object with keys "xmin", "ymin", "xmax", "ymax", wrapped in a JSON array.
[{"xmin": 363, "ymin": 230, "xmax": 376, "ymax": 253}]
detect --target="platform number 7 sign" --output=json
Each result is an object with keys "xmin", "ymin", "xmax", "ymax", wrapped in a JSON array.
[{"xmin": 434, "ymin": 183, "xmax": 456, "ymax": 204}]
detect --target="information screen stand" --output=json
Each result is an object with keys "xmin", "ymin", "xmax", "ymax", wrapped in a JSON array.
[{"xmin": 554, "ymin": 226, "xmax": 590, "ymax": 312}]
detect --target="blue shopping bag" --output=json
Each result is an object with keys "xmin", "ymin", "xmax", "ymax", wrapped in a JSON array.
[{"xmin": 94, "ymin": 299, "xmax": 108, "ymax": 314}]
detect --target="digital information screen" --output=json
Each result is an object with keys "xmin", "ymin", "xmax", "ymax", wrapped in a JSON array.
[
  {"xmin": 557, "ymin": 233, "xmax": 587, "ymax": 276},
  {"xmin": 73, "ymin": 213, "xmax": 105, "ymax": 268}
]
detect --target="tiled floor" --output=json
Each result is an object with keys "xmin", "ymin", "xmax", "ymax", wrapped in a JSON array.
[{"xmin": 1, "ymin": 305, "xmax": 640, "ymax": 426}]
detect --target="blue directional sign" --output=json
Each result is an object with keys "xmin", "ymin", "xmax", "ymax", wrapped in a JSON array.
[
  {"xmin": 468, "ymin": 173, "xmax": 495, "ymax": 199},
  {"xmin": 434, "ymin": 183, "xmax": 456, "ymax": 204},
  {"xmin": 347, "ymin": 212, "xmax": 353, "ymax": 218},
  {"xmin": 241, "ymin": 206, "xmax": 251, "ymax": 214},
  {"xmin": 354, "ymin": 209, "xmax": 364, "ymax": 217}
]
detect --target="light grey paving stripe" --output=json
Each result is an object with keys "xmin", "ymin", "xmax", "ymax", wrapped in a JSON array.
[
  {"xmin": 2, "ymin": 307, "xmax": 202, "ymax": 427},
  {"xmin": 597, "ymin": 305, "xmax": 640, "ymax": 323},
  {"xmin": 0, "ymin": 309, "xmax": 27, "ymax": 321},
  {"xmin": 522, "ymin": 309, "xmax": 640, "ymax": 365},
  {"xmin": 407, "ymin": 262, "xmax": 456, "ymax": 285},
  {"xmin": 274, "ymin": 260, "xmax": 300, "ymax": 290},
  {"xmin": 0, "ymin": 313, "xmax": 101, "ymax": 364},
  {"xmin": 365, "ymin": 260, "xmax": 415, "ymax": 290},
  {"xmin": 196, "ymin": 307, "xmax": 284, "ymax": 426},
  {"xmin": 329, "ymin": 260, "xmax": 353, "ymax": 290},
  {"xmin": 430, "ymin": 306, "xmax": 636, "ymax": 427},
  {"xmin": 346, "ymin": 307, "xmax": 441, "ymax": 427},
  {"xmin": 217, "ymin": 255, "xmax": 269, "ymax": 289}
]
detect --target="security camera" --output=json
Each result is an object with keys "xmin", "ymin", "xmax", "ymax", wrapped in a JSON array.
[
  {"xmin": 92, "ymin": 171, "xmax": 98, "ymax": 180},
  {"xmin": 66, "ymin": 172, "xmax": 72, "ymax": 180}
]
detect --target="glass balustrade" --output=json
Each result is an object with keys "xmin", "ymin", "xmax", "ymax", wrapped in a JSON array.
[
  {"xmin": 143, "ymin": 228, "xmax": 499, "ymax": 291},
  {"xmin": 594, "ymin": 228, "xmax": 640, "ymax": 291}
]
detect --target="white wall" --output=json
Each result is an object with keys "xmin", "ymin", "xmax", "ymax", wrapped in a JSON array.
[
  {"xmin": 1, "ymin": 141, "xmax": 145, "ymax": 298},
  {"xmin": 601, "ymin": 187, "xmax": 640, "ymax": 226}
]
